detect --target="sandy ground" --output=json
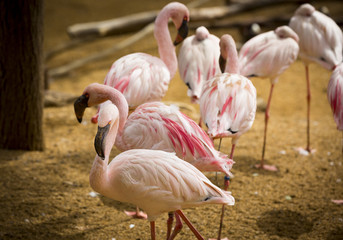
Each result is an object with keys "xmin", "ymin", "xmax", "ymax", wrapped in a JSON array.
[{"xmin": 0, "ymin": 0, "xmax": 343, "ymax": 239}]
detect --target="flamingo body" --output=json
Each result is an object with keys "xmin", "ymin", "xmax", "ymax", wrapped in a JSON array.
[
  {"xmin": 289, "ymin": 3, "xmax": 343, "ymax": 70},
  {"xmin": 115, "ymin": 101, "xmax": 233, "ymax": 175},
  {"xmin": 200, "ymin": 73, "xmax": 257, "ymax": 143},
  {"xmin": 239, "ymin": 26, "xmax": 299, "ymax": 83},
  {"xmin": 104, "ymin": 53, "xmax": 170, "ymax": 108},
  {"xmin": 178, "ymin": 26, "xmax": 221, "ymax": 103}
]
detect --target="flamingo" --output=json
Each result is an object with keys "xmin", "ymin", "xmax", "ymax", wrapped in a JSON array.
[
  {"xmin": 238, "ymin": 26, "xmax": 299, "ymax": 171},
  {"xmin": 199, "ymin": 34, "xmax": 256, "ymax": 240},
  {"xmin": 74, "ymin": 83, "xmax": 234, "ymax": 231},
  {"xmin": 91, "ymin": 2, "xmax": 189, "ymax": 123},
  {"xmin": 74, "ymin": 83, "xmax": 235, "ymax": 240},
  {"xmin": 178, "ymin": 26, "xmax": 220, "ymax": 104},
  {"xmin": 289, "ymin": 3, "xmax": 343, "ymax": 154}
]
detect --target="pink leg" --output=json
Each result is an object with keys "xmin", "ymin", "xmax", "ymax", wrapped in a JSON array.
[
  {"xmin": 256, "ymin": 83, "xmax": 278, "ymax": 171},
  {"xmin": 168, "ymin": 212, "xmax": 183, "ymax": 240},
  {"xmin": 150, "ymin": 221, "xmax": 156, "ymax": 240},
  {"xmin": 166, "ymin": 212, "xmax": 174, "ymax": 240},
  {"xmin": 124, "ymin": 206, "xmax": 148, "ymax": 219},
  {"xmin": 175, "ymin": 210, "xmax": 204, "ymax": 240},
  {"xmin": 305, "ymin": 65, "xmax": 312, "ymax": 153}
]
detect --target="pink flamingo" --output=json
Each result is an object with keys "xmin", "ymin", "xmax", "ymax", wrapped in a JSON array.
[
  {"xmin": 91, "ymin": 2, "xmax": 189, "ymax": 123},
  {"xmin": 75, "ymin": 83, "xmax": 234, "ymax": 232},
  {"xmin": 199, "ymin": 34, "xmax": 256, "ymax": 240},
  {"xmin": 289, "ymin": 3, "xmax": 343, "ymax": 154},
  {"xmin": 178, "ymin": 26, "xmax": 220, "ymax": 104},
  {"xmin": 74, "ymin": 83, "xmax": 235, "ymax": 240},
  {"xmin": 238, "ymin": 26, "xmax": 299, "ymax": 171}
]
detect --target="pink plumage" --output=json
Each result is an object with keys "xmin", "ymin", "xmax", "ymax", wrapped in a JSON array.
[
  {"xmin": 238, "ymin": 26, "xmax": 299, "ymax": 170},
  {"xmin": 289, "ymin": 3, "xmax": 342, "ymax": 70},
  {"xmin": 116, "ymin": 101, "xmax": 233, "ymax": 175},
  {"xmin": 328, "ymin": 63, "xmax": 343, "ymax": 131},
  {"xmin": 178, "ymin": 26, "xmax": 221, "ymax": 103}
]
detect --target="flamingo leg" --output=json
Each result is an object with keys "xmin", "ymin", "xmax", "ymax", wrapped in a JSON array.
[
  {"xmin": 150, "ymin": 221, "xmax": 156, "ymax": 240},
  {"xmin": 175, "ymin": 210, "xmax": 204, "ymax": 240},
  {"xmin": 256, "ymin": 83, "xmax": 278, "ymax": 171},
  {"xmin": 305, "ymin": 65, "xmax": 311, "ymax": 152},
  {"xmin": 167, "ymin": 212, "xmax": 183, "ymax": 240},
  {"xmin": 166, "ymin": 212, "xmax": 174, "ymax": 240}
]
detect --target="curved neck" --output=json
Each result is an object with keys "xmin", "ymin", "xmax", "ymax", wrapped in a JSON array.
[
  {"xmin": 154, "ymin": 9, "xmax": 177, "ymax": 78},
  {"xmin": 89, "ymin": 154, "xmax": 109, "ymax": 194}
]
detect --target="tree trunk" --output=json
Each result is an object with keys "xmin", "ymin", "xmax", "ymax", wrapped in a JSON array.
[{"xmin": 0, "ymin": 0, "xmax": 44, "ymax": 150}]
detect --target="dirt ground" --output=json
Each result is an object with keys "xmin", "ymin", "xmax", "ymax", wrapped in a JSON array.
[{"xmin": 1, "ymin": 0, "xmax": 343, "ymax": 239}]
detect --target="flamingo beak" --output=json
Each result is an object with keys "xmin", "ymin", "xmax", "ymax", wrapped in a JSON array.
[
  {"xmin": 174, "ymin": 18, "xmax": 188, "ymax": 46},
  {"xmin": 94, "ymin": 123, "xmax": 110, "ymax": 160},
  {"xmin": 74, "ymin": 94, "xmax": 89, "ymax": 123},
  {"xmin": 219, "ymin": 54, "xmax": 226, "ymax": 73}
]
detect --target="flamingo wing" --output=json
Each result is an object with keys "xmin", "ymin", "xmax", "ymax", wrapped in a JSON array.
[
  {"xmin": 117, "ymin": 102, "xmax": 233, "ymax": 175},
  {"xmin": 108, "ymin": 149, "xmax": 234, "ymax": 220},
  {"xmin": 104, "ymin": 53, "xmax": 171, "ymax": 108}
]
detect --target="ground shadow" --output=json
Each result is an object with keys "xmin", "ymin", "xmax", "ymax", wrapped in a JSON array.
[
  {"xmin": 327, "ymin": 227, "xmax": 343, "ymax": 240},
  {"xmin": 257, "ymin": 209, "xmax": 313, "ymax": 239},
  {"xmin": 99, "ymin": 195, "xmax": 138, "ymax": 214},
  {"xmin": 0, "ymin": 214, "xmax": 101, "ymax": 240},
  {"xmin": 232, "ymin": 155, "xmax": 282, "ymax": 177}
]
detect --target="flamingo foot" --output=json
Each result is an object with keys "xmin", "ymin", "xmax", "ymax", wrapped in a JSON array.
[
  {"xmin": 255, "ymin": 163, "xmax": 278, "ymax": 172},
  {"xmin": 124, "ymin": 210, "xmax": 148, "ymax": 219},
  {"xmin": 294, "ymin": 147, "xmax": 316, "ymax": 156},
  {"xmin": 331, "ymin": 200, "xmax": 343, "ymax": 205}
]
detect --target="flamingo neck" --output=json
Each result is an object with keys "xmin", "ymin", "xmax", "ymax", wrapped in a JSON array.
[
  {"xmin": 154, "ymin": 10, "xmax": 177, "ymax": 78},
  {"xmin": 89, "ymin": 154, "xmax": 110, "ymax": 194},
  {"xmin": 221, "ymin": 35, "xmax": 239, "ymax": 74}
]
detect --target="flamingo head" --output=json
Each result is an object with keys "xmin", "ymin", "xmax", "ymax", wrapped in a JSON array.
[
  {"xmin": 169, "ymin": 2, "xmax": 189, "ymax": 45},
  {"xmin": 295, "ymin": 3, "xmax": 315, "ymax": 17},
  {"xmin": 94, "ymin": 102, "xmax": 119, "ymax": 159},
  {"xmin": 275, "ymin": 25, "xmax": 299, "ymax": 43}
]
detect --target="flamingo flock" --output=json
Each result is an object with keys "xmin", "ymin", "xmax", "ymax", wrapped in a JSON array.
[{"xmin": 71, "ymin": 2, "xmax": 343, "ymax": 239}]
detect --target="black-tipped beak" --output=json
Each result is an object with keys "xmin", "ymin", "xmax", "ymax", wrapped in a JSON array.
[
  {"xmin": 219, "ymin": 54, "xmax": 226, "ymax": 73},
  {"xmin": 74, "ymin": 94, "xmax": 89, "ymax": 123},
  {"xmin": 174, "ymin": 18, "xmax": 188, "ymax": 46},
  {"xmin": 94, "ymin": 123, "xmax": 110, "ymax": 159}
]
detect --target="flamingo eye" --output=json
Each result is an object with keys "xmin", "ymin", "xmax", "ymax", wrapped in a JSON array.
[{"xmin": 108, "ymin": 121, "xmax": 112, "ymax": 125}]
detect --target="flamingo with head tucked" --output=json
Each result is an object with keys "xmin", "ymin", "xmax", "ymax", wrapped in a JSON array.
[
  {"xmin": 289, "ymin": 3, "xmax": 343, "ymax": 154},
  {"xmin": 238, "ymin": 25, "xmax": 299, "ymax": 171},
  {"xmin": 178, "ymin": 26, "xmax": 221, "ymax": 104},
  {"xmin": 199, "ymin": 34, "xmax": 256, "ymax": 240},
  {"xmin": 91, "ymin": 2, "xmax": 189, "ymax": 123},
  {"xmin": 74, "ymin": 84, "xmax": 235, "ymax": 240}
]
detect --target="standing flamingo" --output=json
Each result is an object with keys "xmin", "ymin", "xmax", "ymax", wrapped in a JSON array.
[
  {"xmin": 91, "ymin": 2, "xmax": 189, "ymax": 123},
  {"xmin": 74, "ymin": 83, "xmax": 234, "ymax": 234},
  {"xmin": 238, "ymin": 26, "xmax": 299, "ymax": 171},
  {"xmin": 178, "ymin": 26, "xmax": 221, "ymax": 103},
  {"xmin": 199, "ymin": 34, "xmax": 256, "ymax": 240},
  {"xmin": 74, "ymin": 84, "xmax": 235, "ymax": 240},
  {"xmin": 289, "ymin": 3, "xmax": 343, "ymax": 153}
]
